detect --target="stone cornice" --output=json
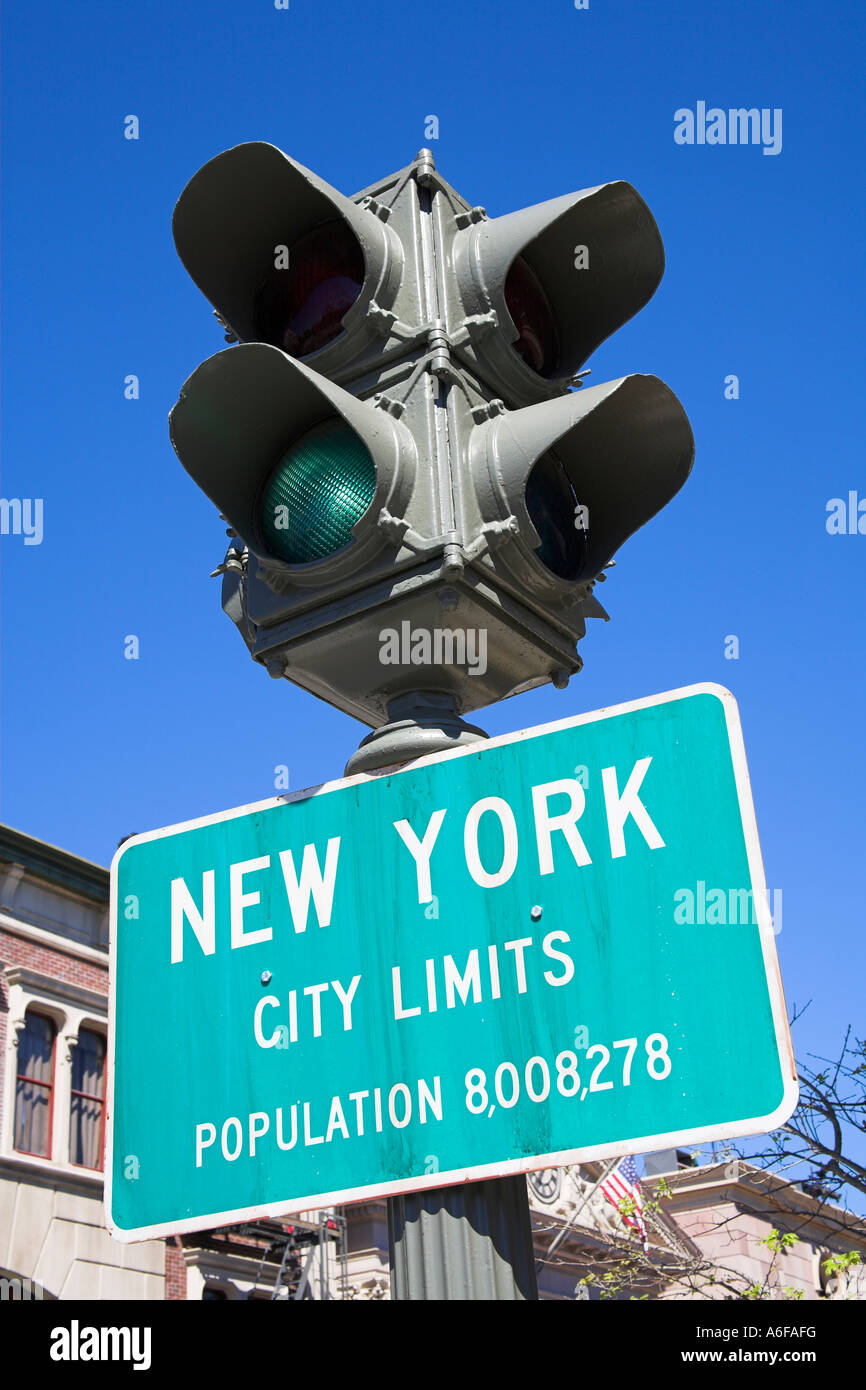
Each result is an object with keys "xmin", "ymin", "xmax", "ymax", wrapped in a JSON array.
[
  {"xmin": 0, "ymin": 1152, "xmax": 103, "ymax": 1196},
  {"xmin": 0, "ymin": 825, "xmax": 108, "ymax": 903},
  {"xmin": 658, "ymin": 1162, "xmax": 866, "ymax": 1243},
  {"xmin": 0, "ymin": 914, "xmax": 108, "ymax": 967},
  {"xmin": 4, "ymin": 964, "xmax": 107, "ymax": 1017}
]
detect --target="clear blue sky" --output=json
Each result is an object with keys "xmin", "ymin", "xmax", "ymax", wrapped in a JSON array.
[{"xmin": 2, "ymin": 1, "xmax": 863, "ymax": 1104}]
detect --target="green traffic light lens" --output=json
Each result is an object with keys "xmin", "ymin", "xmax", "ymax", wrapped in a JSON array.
[
  {"xmin": 525, "ymin": 450, "xmax": 587, "ymax": 581},
  {"xmin": 260, "ymin": 420, "xmax": 376, "ymax": 564}
]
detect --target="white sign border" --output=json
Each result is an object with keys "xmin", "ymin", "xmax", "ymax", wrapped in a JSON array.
[{"xmin": 106, "ymin": 682, "xmax": 798, "ymax": 1243}]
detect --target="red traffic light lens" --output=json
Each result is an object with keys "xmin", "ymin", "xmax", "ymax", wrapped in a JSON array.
[
  {"xmin": 525, "ymin": 449, "xmax": 587, "ymax": 580},
  {"xmin": 504, "ymin": 256, "xmax": 559, "ymax": 377},
  {"xmin": 254, "ymin": 221, "xmax": 364, "ymax": 357}
]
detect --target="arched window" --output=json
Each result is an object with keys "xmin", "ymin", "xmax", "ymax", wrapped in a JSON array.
[
  {"xmin": 70, "ymin": 1028, "xmax": 106, "ymax": 1170},
  {"xmin": 14, "ymin": 1011, "xmax": 57, "ymax": 1158}
]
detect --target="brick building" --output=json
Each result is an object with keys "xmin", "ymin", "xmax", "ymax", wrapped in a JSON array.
[{"xmin": 0, "ymin": 825, "xmax": 164, "ymax": 1297}]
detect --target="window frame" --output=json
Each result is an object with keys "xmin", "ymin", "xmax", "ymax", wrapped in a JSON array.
[
  {"xmin": 13, "ymin": 1008, "xmax": 58, "ymax": 1160},
  {"xmin": 2, "ymin": 965, "xmax": 108, "ymax": 1181},
  {"xmin": 68, "ymin": 1025, "xmax": 107, "ymax": 1172}
]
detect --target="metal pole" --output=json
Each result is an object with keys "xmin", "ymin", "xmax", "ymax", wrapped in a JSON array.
[
  {"xmin": 347, "ymin": 693, "xmax": 539, "ymax": 1301},
  {"xmin": 388, "ymin": 1177, "xmax": 538, "ymax": 1301}
]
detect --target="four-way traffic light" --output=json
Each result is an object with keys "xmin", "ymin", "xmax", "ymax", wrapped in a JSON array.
[{"xmin": 170, "ymin": 143, "xmax": 694, "ymax": 754}]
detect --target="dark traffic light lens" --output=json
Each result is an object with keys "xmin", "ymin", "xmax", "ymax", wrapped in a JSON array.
[
  {"xmin": 525, "ymin": 450, "xmax": 587, "ymax": 580},
  {"xmin": 253, "ymin": 221, "xmax": 364, "ymax": 357},
  {"xmin": 504, "ymin": 257, "xmax": 559, "ymax": 376},
  {"xmin": 260, "ymin": 420, "xmax": 376, "ymax": 564}
]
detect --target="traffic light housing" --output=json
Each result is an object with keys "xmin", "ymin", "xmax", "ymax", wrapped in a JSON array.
[
  {"xmin": 170, "ymin": 144, "xmax": 694, "ymax": 746},
  {"xmin": 449, "ymin": 180, "xmax": 665, "ymax": 405},
  {"xmin": 170, "ymin": 344, "xmax": 416, "ymax": 587},
  {"xmin": 171, "ymin": 143, "xmax": 405, "ymax": 373}
]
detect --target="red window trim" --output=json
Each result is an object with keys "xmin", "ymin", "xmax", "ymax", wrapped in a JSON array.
[
  {"xmin": 14, "ymin": 1009, "xmax": 57, "ymax": 1160},
  {"xmin": 69, "ymin": 1027, "xmax": 107, "ymax": 1172}
]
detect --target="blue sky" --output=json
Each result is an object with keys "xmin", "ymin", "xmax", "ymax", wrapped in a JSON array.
[{"xmin": 2, "ymin": 0, "xmax": 863, "ymax": 1145}]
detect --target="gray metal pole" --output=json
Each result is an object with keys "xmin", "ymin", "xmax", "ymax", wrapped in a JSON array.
[
  {"xmin": 347, "ymin": 693, "xmax": 539, "ymax": 1301},
  {"xmin": 388, "ymin": 1178, "xmax": 538, "ymax": 1301},
  {"xmin": 389, "ymin": 1178, "xmax": 539, "ymax": 1295}
]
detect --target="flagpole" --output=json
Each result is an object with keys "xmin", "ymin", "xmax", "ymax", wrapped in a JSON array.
[{"xmin": 538, "ymin": 1158, "xmax": 622, "ymax": 1270}]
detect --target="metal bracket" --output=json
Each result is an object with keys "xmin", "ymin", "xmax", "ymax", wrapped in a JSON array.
[
  {"xmin": 479, "ymin": 516, "xmax": 520, "ymax": 549},
  {"xmin": 456, "ymin": 520, "xmax": 518, "ymax": 566},
  {"xmin": 456, "ymin": 312, "xmax": 499, "ymax": 346},
  {"xmin": 376, "ymin": 506, "xmax": 407, "ymax": 541},
  {"xmin": 361, "ymin": 196, "xmax": 392, "ymax": 223},
  {"xmin": 210, "ymin": 541, "xmax": 247, "ymax": 579},
  {"xmin": 377, "ymin": 508, "xmax": 432, "ymax": 553},
  {"xmin": 366, "ymin": 301, "xmax": 398, "ymax": 335},
  {"xmin": 213, "ymin": 309, "xmax": 239, "ymax": 344},
  {"xmin": 454, "ymin": 206, "xmax": 487, "ymax": 229},
  {"xmin": 470, "ymin": 398, "xmax": 506, "ymax": 423},
  {"xmin": 372, "ymin": 393, "xmax": 406, "ymax": 419}
]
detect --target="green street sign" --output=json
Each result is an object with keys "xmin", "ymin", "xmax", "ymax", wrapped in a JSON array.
[{"xmin": 106, "ymin": 684, "xmax": 796, "ymax": 1241}]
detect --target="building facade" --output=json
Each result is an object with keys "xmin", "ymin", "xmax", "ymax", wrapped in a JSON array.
[
  {"xmin": 0, "ymin": 825, "xmax": 164, "ymax": 1298},
  {"xmin": 657, "ymin": 1155, "xmax": 866, "ymax": 1300}
]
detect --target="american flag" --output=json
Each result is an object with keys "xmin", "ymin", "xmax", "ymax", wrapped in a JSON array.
[{"xmin": 600, "ymin": 1157, "xmax": 649, "ymax": 1249}]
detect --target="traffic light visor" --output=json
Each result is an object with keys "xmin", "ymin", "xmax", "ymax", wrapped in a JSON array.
[
  {"xmin": 169, "ymin": 343, "xmax": 416, "ymax": 579},
  {"xmin": 454, "ymin": 182, "xmax": 664, "ymax": 400},
  {"xmin": 172, "ymin": 143, "xmax": 400, "ymax": 353},
  {"xmin": 472, "ymin": 375, "xmax": 694, "ymax": 588}
]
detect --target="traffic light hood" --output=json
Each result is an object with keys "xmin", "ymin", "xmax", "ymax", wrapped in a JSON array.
[
  {"xmin": 172, "ymin": 142, "xmax": 402, "ymax": 363},
  {"xmin": 453, "ymin": 181, "xmax": 664, "ymax": 403},
  {"xmin": 169, "ymin": 343, "xmax": 416, "ymax": 584},
  {"xmin": 471, "ymin": 375, "xmax": 694, "ymax": 590}
]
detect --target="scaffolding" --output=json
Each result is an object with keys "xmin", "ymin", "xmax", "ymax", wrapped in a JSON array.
[{"xmin": 203, "ymin": 1211, "xmax": 350, "ymax": 1300}]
